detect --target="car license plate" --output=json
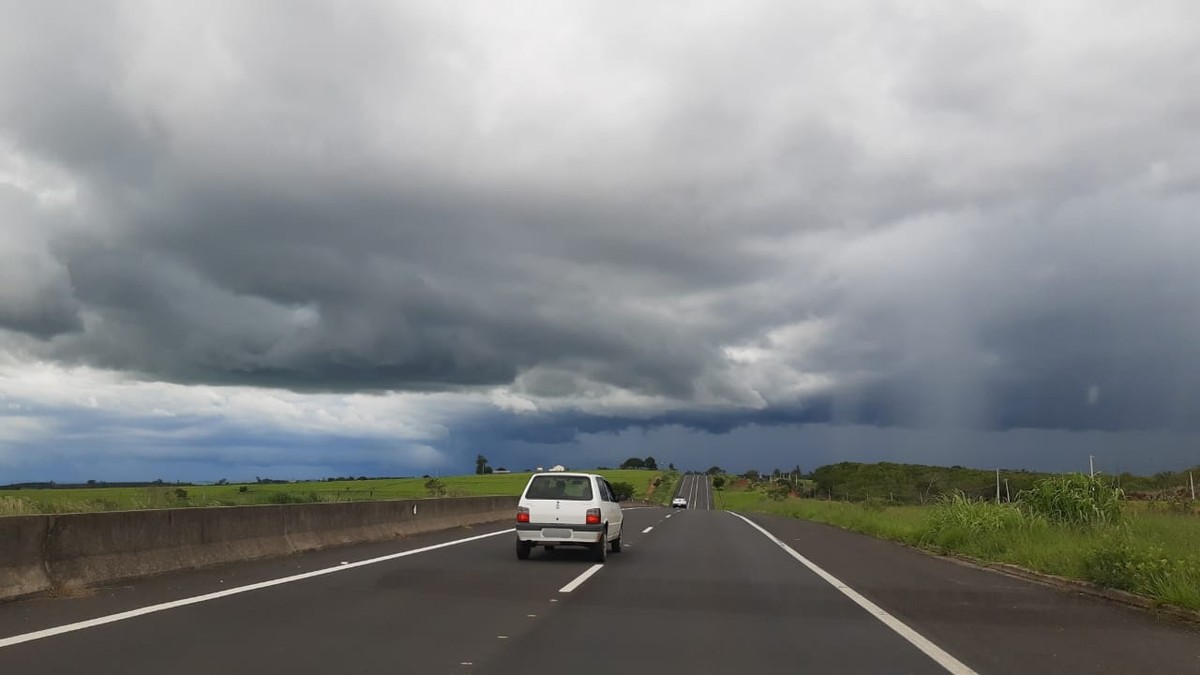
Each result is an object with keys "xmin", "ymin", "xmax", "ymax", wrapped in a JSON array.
[{"xmin": 542, "ymin": 528, "xmax": 572, "ymax": 538}]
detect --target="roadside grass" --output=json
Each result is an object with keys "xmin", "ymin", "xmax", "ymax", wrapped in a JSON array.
[
  {"xmin": 722, "ymin": 478, "xmax": 1200, "ymax": 612},
  {"xmin": 645, "ymin": 471, "xmax": 680, "ymax": 506},
  {"xmin": 0, "ymin": 469, "xmax": 666, "ymax": 515},
  {"xmin": 717, "ymin": 489, "xmax": 927, "ymax": 543}
]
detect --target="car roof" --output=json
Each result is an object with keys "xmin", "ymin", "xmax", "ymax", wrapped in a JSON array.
[{"xmin": 529, "ymin": 472, "xmax": 600, "ymax": 479}]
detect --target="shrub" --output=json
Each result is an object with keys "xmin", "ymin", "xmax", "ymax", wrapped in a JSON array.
[
  {"xmin": 767, "ymin": 483, "xmax": 791, "ymax": 501},
  {"xmin": 860, "ymin": 496, "xmax": 890, "ymax": 511},
  {"xmin": 424, "ymin": 477, "xmax": 447, "ymax": 497},
  {"xmin": 1146, "ymin": 494, "xmax": 1194, "ymax": 515},
  {"xmin": 609, "ymin": 481, "xmax": 635, "ymax": 501}
]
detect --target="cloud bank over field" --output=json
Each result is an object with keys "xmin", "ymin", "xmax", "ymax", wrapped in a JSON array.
[{"xmin": 2, "ymin": 1, "xmax": 1199, "ymax": 479}]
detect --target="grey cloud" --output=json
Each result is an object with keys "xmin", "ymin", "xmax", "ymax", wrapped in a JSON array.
[
  {"xmin": 0, "ymin": 186, "xmax": 82, "ymax": 338},
  {"xmin": 2, "ymin": 1, "xmax": 1200, "ymax": 443}
]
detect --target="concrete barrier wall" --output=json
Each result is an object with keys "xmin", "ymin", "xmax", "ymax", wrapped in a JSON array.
[
  {"xmin": 0, "ymin": 516, "xmax": 51, "ymax": 600},
  {"xmin": 1, "ymin": 496, "xmax": 516, "ymax": 602}
]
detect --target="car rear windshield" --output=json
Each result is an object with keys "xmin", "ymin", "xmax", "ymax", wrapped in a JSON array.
[{"xmin": 525, "ymin": 475, "xmax": 594, "ymax": 501}]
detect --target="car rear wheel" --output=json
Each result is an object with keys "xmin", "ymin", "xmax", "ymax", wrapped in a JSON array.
[
  {"xmin": 594, "ymin": 528, "xmax": 608, "ymax": 563},
  {"xmin": 610, "ymin": 529, "xmax": 622, "ymax": 553},
  {"xmin": 516, "ymin": 540, "xmax": 532, "ymax": 560}
]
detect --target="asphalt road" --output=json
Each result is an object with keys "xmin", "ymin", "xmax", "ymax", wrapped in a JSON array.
[
  {"xmin": 672, "ymin": 472, "xmax": 713, "ymax": 509},
  {"xmin": 2, "ymin": 507, "xmax": 1199, "ymax": 674}
]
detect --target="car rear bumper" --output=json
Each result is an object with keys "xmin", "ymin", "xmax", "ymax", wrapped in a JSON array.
[{"xmin": 516, "ymin": 522, "xmax": 605, "ymax": 544}]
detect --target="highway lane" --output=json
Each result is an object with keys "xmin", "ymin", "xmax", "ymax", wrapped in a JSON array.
[
  {"xmin": 2, "ymin": 506, "xmax": 1199, "ymax": 674},
  {"xmin": 0, "ymin": 507, "xmax": 661, "ymax": 674},
  {"xmin": 486, "ymin": 506, "xmax": 947, "ymax": 673},
  {"xmin": 672, "ymin": 473, "xmax": 712, "ymax": 509}
]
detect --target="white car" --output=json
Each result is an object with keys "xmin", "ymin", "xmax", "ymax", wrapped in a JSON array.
[
  {"xmin": 515, "ymin": 472, "xmax": 625, "ymax": 562},
  {"xmin": 671, "ymin": 497, "xmax": 688, "ymax": 508}
]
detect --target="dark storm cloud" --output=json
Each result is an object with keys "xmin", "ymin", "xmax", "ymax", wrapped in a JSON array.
[
  {"xmin": 3, "ymin": 0, "xmax": 1200, "ymax": 448},
  {"xmin": 0, "ymin": 186, "xmax": 82, "ymax": 337}
]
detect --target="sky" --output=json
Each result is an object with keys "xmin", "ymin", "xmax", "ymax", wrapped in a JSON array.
[{"xmin": 2, "ymin": 0, "xmax": 1200, "ymax": 483}]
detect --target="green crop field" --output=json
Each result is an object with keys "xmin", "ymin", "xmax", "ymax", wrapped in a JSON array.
[{"xmin": 0, "ymin": 469, "xmax": 667, "ymax": 516}]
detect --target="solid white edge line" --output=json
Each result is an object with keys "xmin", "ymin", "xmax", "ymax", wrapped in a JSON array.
[
  {"xmin": 642, "ymin": 526, "xmax": 653, "ymax": 533},
  {"xmin": 726, "ymin": 512, "xmax": 978, "ymax": 675},
  {"xmin": 558, "ymin": 563, "xmax": 604, "ymax": 593},
  {"xmin": 0, "ymin": 528, "xmax": 515, "ymax": 650}
]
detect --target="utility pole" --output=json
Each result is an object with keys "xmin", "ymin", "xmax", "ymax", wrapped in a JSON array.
[
  {"xmin": 996, "ymin": 469, "xmax": 1001, "ymax": 504},
  {"xmin": 1089, "ymin": 455, "xmax": 1095, "ymax": 478},
  {"xmin": 1191, "ymin": 472, "xmax": 1196, "ymax": 501},
  {"xmin": 1005, "ymin": 479, "xmax": 1011, "ymax": 503}
]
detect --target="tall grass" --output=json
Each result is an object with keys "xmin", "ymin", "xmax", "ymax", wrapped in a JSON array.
[
  {"xmin": 0, "ymin": 495, "xmax": 120, "ymax": 515},
  {"xmin": 1018, "ymin": 474, "xmax": 1124, "ymax": 526}
]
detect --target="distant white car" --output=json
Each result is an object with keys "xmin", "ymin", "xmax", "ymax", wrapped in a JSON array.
[
  {"xmin": 672, "ymin": 497, "xmax": 688, "ymax": 508},
  {"xmin": 515, "ymin": 472, "xmax": 625, "ymax": 562}
]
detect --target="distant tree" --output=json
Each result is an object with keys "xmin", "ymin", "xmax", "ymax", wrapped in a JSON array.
[
  {"xmin": 712, "ymin": 475, "xmax": 726, "ymax": 490},
  {"xmin": 216, "ymin": 478, "xmax": 228, "ymax": 486},
  {"xmin": 87, "ymin": 479, "xmax": 97, "ymax": 486},
  {"xmin": 705, "ymin": 466, "xmax": 723, "ymax": 475},
  {"xmin": 744, "ymin": 469, "xmax": 761, "ymax": 481},
  {"xmin": 238, "ymin": 486, "xmax": 249, "ymax": 493},
  {"xmin": 173, "ymin": 488, "xmax": 189, "ymax": 502},
  {"xmin": 484, "ymin": 466, "xmax": 494, "ymax": 474},
  {"xmin": 620, "ymin": 457, "xmax": 645, "ymax": 470},
  {"xmin": 668, "ymin": 463, "xmax": 676, "ymax": 471},
  {"xmin": 643, "ymin": 456, "xmax": 658, "ymax": 470},
  {"xmin": 772, "ymin": 468, "xmax": 782, "ymax": 479},
  {"xmin": 475, "ymin": 454, "xmax": 490, "ymax": 475}
]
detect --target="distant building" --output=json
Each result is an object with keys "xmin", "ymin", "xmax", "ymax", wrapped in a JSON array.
[
  {"xmin": 494, "ymin": 468, "xmax": 510, "ymax": 474},
  {"xmin": 549, "ymin": 464, "xmax": 567, "ymax": 472}
]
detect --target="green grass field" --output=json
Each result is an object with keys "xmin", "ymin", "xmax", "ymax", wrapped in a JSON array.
[
  {"xmin": 720, "ymin": 485, "xmax": 1200, "ymax": 612},
  {"xmin": 0, "ymin": 469, "xmax": 667, "ymax": 515}
]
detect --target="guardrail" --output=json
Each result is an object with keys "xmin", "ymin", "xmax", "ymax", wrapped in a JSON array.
[{"xmin": 0, "ymin": 495, "xmax": 517, "ymax": 602}]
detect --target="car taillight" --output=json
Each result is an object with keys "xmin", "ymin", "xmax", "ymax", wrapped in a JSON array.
[
  {"xmin": 585, "ymin": 508, "xmax": 601, "ymax": 525},
  {"xmin": 517, "ymin": 506, "xmax": 530, "ymax": 523}
]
